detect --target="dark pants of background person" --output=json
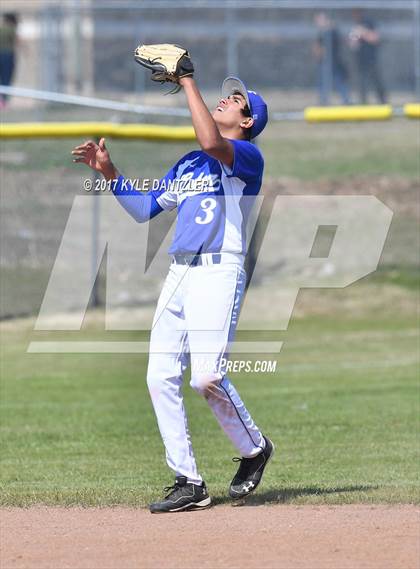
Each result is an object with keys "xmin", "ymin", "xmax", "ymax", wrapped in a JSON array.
[
  {"xmin": 358, "ymin": 60, "xmax": 387, "ymax": 104},
  {"xmin": 318, "ymin": 64, "xmax": 350, "ymax": 106},
  {"xmin": 0, "ymin": 51, "xmax": 15, "ymax": 102}
]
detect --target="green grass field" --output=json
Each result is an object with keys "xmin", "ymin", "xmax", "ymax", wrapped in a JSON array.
[
  {"xmin": 1, "ymin": 118, "xmax": 419, "ymax": 507},
  {"xmin": 2, "ymin": 120, "xmax": 419, "ymax": 180},
  {"xmin": 1, "ymin": 308, "xmax": 418, "ymax": 507}
]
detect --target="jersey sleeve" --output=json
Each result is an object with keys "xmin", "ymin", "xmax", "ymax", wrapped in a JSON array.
[
  {"xmin": 220, "ymin": 139, "xmax": 264, "ymax": 183},
  {"xmin": 150, "ymin": 164, "xmax": 178, "ymax": 211},
  {"xmin": 150, "ymin": 152, "xmax": 197, "ymax": 211},
  {"xmin": 111, "ymin": 176, "xmax": 164, "ymax": 223}
]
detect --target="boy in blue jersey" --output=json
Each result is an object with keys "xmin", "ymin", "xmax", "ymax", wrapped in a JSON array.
[{"xmin": 72, "ymin": 75, "xmax": 274, "ymax": 513}]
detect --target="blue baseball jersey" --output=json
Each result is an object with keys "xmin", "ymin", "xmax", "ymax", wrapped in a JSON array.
[{"xmin": 112, "ymin": 139, "xmax": 264, "ymax": 256}]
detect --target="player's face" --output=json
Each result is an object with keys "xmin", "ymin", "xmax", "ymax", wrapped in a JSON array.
[{"xmin": 212, "ymin": 93, "xmax": 249, "ymax": 130}]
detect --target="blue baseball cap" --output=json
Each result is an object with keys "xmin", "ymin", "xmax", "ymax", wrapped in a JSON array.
[{"xmin": 222, "ymin": 76, "xmax": 268, "ymax": 139}]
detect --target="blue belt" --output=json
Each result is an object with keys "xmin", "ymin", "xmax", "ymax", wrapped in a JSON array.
[{"xmin": 172, "ymin": 253, "xmax": 222, "ymax": 266}]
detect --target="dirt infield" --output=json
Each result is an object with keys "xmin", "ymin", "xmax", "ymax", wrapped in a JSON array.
[{"xmin": 1, "ymin": 505, "xmax": 419, "ymax": 569}]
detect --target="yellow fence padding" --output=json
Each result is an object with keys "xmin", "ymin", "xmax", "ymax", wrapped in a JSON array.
[
  {"xmin": 403, "ymin": 103, "xmax": 420, "ymax": 119},
  {"xmin": 0, "ymin": 122, "xmax": 196, "ymax": 140},
  {"xmin": 304, "ymin": 105, "xmax": 393, "ymax": 122},
  {"xmin": 0, "ymin": 105, "xmax": 418, "ymax": 139}
]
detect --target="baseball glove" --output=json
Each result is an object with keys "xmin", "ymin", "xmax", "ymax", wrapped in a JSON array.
[{"xmin": 134, "ymin": 43, "xmax": 194, "ymax": 94}]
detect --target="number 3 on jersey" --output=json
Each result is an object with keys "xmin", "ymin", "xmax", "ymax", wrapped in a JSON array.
[{"xmin": 195, "ymin": 197, "xmax": 217, "ymax": 225}]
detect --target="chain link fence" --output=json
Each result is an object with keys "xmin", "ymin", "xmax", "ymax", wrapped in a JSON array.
[{"xmin": 6, "ymin": 0, "xmax": 420, "ymax": 107}]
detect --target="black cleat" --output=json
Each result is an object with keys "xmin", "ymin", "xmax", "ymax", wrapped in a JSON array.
[
  {"xmin": 229, "ymin": 436, "xmax": 275, "ymax": 499},
  {"xmin": 149, "ymin": 476, "xmax": 212, "ymax": 514}
]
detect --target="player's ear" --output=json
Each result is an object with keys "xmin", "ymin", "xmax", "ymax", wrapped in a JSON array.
[{"xmin": 240, "ymin": 116, "xmax": 254, "ymax": 132}]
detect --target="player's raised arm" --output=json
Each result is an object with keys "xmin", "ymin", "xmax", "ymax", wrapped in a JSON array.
[
  {"xmin": 71, "ymin": 138, "xmax": 163, "ymax": 223},
  {"xmin": 133, "ymin": 43, "xmax": 255, "ymax": 168},
  {"xmin": 179, "ymin": 76, "xmax": 235, "ymax": 167}
]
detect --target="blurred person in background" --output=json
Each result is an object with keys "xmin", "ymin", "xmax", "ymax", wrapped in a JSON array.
[
  {"xmin": 349, "ymin": 9, "xmax": 387, "ymax": 104},
  {"xmin": 313, "ymin": 12, "xmax": 350, "ymax": 106},
  {"xmin": 0, "ymin": 12, "xmax": 18, "ymax": 109}
]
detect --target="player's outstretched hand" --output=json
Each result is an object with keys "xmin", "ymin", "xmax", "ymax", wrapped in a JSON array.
[{"xmin": 71, "ymin": 138, "xmax": 117, "ymax": 179}]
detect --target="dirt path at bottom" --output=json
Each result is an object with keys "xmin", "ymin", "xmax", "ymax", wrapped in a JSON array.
[{"xmin": 1, "ymin": 505, "xmax": 419, "ymax": 569}]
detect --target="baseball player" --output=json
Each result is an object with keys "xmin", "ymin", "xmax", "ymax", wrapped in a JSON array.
[{"xmin": 71, "ymin": 45, "xmax": 274, "ymax": 513}]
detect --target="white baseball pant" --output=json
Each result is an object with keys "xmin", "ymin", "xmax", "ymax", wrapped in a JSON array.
[{"xmin": 146, "ymin": 254, "xmax": 265, "ymax": 484}]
